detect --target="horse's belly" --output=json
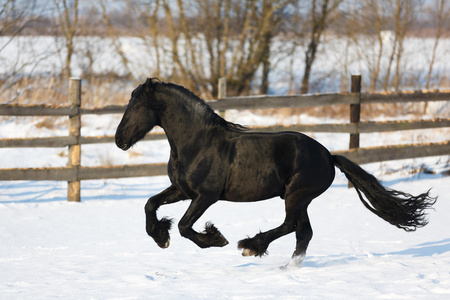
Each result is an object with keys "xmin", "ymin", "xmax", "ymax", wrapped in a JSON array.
[{"xmin": 224, "ymin": 167, "xmax": 284, "ymax": 202}]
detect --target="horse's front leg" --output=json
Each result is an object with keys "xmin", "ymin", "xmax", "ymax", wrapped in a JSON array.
[
  {"xmin": 178, "ymin": 196, "xmax": 229, "ymax": 248},
  {"xmin": 144, "ymin": 185, "xmax": 187, "ymax": 248}
]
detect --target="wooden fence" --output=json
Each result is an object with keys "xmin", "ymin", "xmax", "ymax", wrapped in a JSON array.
[{"xmin": 0, "ymin": 76, "xmax": 449, "ymax": 201}]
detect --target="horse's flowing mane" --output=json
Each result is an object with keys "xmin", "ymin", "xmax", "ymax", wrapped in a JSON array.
[{"xmin": 144, "ymin": 78, "xmax": 248, "ymax": 133}]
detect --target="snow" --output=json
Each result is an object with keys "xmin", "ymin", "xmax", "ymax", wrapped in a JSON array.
[
  {"xmin": 1, "ymin": 109, "xmax": 449, "ymax": 299},
  {"xmin": 1, "ymin": 171, "xmax": 449, "ymax": 299}
]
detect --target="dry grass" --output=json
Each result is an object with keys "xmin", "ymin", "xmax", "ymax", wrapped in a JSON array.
[
  {"xmin": 0, "ymin": 77, "xmax": 132, "ymax": 130},
  {"xmin": 1, "ymin": 77, "xmax": 448, "ymax": 129},
  {"xmin": 81, "ymin": 76, "xmax": 133, "ymax": 108},
  {"xmin": 33, "ymin": 116, "xmax": 65, "ymax": 130},
  {"xmin": 253, "ymin": 102, "xmax": 432, "ymax": 122},
  {"xmin": 1, "ymin": 77, "xmax": 65, "ymax": 105},
  {"xmin": 0, "ymin": 76, "xmax": 131, "ymax": 107},
  {"xmin": 127, "ymin": 149, "xmax": 142, "ymax": 158}
]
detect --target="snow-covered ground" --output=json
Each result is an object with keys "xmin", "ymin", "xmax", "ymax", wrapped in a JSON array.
[
  {"xmin": 1, "ymin": 163, "xmax": 449, "ymax": 299},
  {"xmin": 1, "ymin": 108, "xmax": 449, "ymax": 299}
]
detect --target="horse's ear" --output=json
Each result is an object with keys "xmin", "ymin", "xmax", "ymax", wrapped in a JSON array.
[
  {"xmin": 144, "ymin": 78, "xmax": 153, "ymax": 93},
  {"xmin": 142, "ymin": 78, "xmax": 166, "ymax": 110},
  {"xmin": 144, "ymin": 77, "xmax": 161, "ymax": 93}
]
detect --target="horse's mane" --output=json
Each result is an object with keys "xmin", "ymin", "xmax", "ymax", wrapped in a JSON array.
[{"xmin": 144, "ymin": 78, "xmax": 248, "ymax": 133}]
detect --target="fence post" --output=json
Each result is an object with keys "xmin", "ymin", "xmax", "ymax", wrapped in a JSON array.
[
  {"xmin": 348, "ymin": 75, "xmax": 361, "ymax": 188},
  {"xmin": 218, "ymin": 77, "xmax": 227, "ymax": 117},
  {"xmin": 350, "ymin": 75, "xmax": 361, "ymax": 150},
  {"xmin": 68, "ymin": 78, "xmax": 81, "ymax": 202},
  {"xmin": 218, "ymin": 77, "xmax": 227, "ymax": 99}
]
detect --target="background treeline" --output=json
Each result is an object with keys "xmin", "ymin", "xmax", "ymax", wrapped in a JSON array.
[{"xmin": 1, "ymin": 0, "xmax": 449, "ymax": 105}]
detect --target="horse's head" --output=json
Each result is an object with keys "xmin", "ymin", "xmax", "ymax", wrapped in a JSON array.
[{"xmin": 115, "ymin": 78, "xmax": 163, "ymax": 151}]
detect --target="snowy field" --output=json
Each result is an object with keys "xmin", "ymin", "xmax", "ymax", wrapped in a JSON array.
[{"xmin": 1, "ymin": 108, "xmax": 449, "ymax": 299}]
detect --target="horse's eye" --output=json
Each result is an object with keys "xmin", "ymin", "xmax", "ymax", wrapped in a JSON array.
[{"xmin": 132, "ymin": 105, "xmax": 140, "ymax": 111}]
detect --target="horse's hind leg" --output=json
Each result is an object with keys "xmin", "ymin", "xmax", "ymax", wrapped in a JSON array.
[
  {"xmin": 144, "ymin": 185, "xmax": 187, "ymax": 248},
  {"xmin": 289, "ymin": 208, "xmax": 313, "ymax": 267},
  {"xmin": 238, "ymin": 193, "xmax": 304, "ymax": 257},
  {"xmin": 237, "ymin": 182, "xmax": 320, "ymax": 261},
  {"xmin": 238, "ymin": 221, "xmax": 296, "ymax": 257}
]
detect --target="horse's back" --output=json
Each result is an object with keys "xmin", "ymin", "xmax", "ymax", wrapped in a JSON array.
[{"xmin": 223, "ymin": 131, "xmax": 334, "ymax": 202}]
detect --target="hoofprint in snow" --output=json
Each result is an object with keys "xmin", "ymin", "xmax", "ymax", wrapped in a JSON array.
[{"xmin": 1, "ymin": 108, "xmax": 449, "ymax": 298}]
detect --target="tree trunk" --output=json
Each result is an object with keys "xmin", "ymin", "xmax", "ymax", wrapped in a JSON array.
[
  {"xmin": 54, "ymin": 0, "xmax": 78, "ymax": 79},
  {"xmin": 300, "ymin": 0, "xmax": 342, "ymax": 94}
]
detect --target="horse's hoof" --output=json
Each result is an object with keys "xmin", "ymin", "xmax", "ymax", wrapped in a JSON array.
[
  {"xmin": 212, "ymin": 232, "xmax": 229, "ymax": 247},
  {"xmin": 283, "ymin": 253, "xmax": 305, "ymax": 269},
  {"xmin": 204, "ymin": 222, "xmax": 229, "ymax": 247},
  {"xmin": 163, "ymin": 238, "xmax": 170, "ymax": 248},
  {"xmin": 241, "ymin": 248, "xmax": 258, "ymax": 257},
  {"xmin": 238, "ymin": 237, "xmax": 267, "ymax": 257},
  {"xmin": 157, "ymin": 237, "xmax": 170, "ymax": 249}
]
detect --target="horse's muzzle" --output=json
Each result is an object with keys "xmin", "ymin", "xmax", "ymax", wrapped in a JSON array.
[{"xmin": 115, "ymin": 136, "xmax": 130, "ymax": 151}]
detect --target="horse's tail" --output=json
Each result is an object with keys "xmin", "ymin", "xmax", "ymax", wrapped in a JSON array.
[{"xmin": 332, "ymin": 155, "xmax": 436, "ymax": 231}]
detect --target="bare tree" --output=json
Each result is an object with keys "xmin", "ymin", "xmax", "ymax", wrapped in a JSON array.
[
  {"xmin": 426, "ymin": 0, "xmax": 448, "ymax": 89},
  {"xmin": 159, "ymin": 0, "xmax": 290, "ymax": 97},
  {"xmin": 296, "ymin": 0, "xmax": 343, "ymax": 94},
  {"xmin": 99, "ymin": 0, "xmax": 138, "ymax": 84},
  {"xmin": 0, "ymin": 0, "xmax": 52, "ymax": 102},
  {"xmin": 136, "ymin": 0, "xmax": 163, "ymax": 78},
  {"xmin": 364, "ymin": 0, "xmax": 387, "ymax": 92},
  {"xmin": 348, "ymin": 0, "xmax": 391, "ymax": 92},
  {"xmin": 1, "ymin": 0, "xmax": 40, "ymax": 51},
  {"xmin": 382, "ymin": 0, "xmax": 419, "ymax": 92},
  {"xmin": 53, "ymin": 0, "xmax": 79, "ymax": 78},
  {"xmin": 0, "ymin": 0, "xmax": 49, "ymax": 58},
  {"xmin": 422, "ymin": 0, "xmax": 449, "ymax": 112}
]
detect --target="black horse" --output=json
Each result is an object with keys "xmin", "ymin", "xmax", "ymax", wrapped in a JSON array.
[{"xmin": 115, "ymin": 78, "xmax": 436, "ymax": 265}]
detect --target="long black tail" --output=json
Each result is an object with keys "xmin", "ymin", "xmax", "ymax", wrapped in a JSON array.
[{"xmin": 333, "ymin": 155, "xmax": 437, "ymax": 231}]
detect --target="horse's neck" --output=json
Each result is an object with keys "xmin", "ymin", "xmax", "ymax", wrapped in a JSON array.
[{"xmin": 160, "ymin": 97, "xmax": 211, "ymax": 147}]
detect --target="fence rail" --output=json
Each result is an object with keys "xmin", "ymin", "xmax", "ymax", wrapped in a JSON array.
[
  {"xmin": 1, "ymin": 141, "xmax": 448, "ymax": 181},
  {"xmin": 1, "ymin": 118, "xmax": 449, "ymax": 148},
  {"xmin": 1, "ymin": 76, "xmax": 449, "ymax": 201},
  {"xmin": 2, "ymin": 90, "xmax": 450, "ymax": 116}
]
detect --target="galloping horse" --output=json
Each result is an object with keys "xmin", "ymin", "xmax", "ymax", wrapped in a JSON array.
[{"xmin": 115, "ymin": 78, "xmax": 436, "ymax": 265}]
